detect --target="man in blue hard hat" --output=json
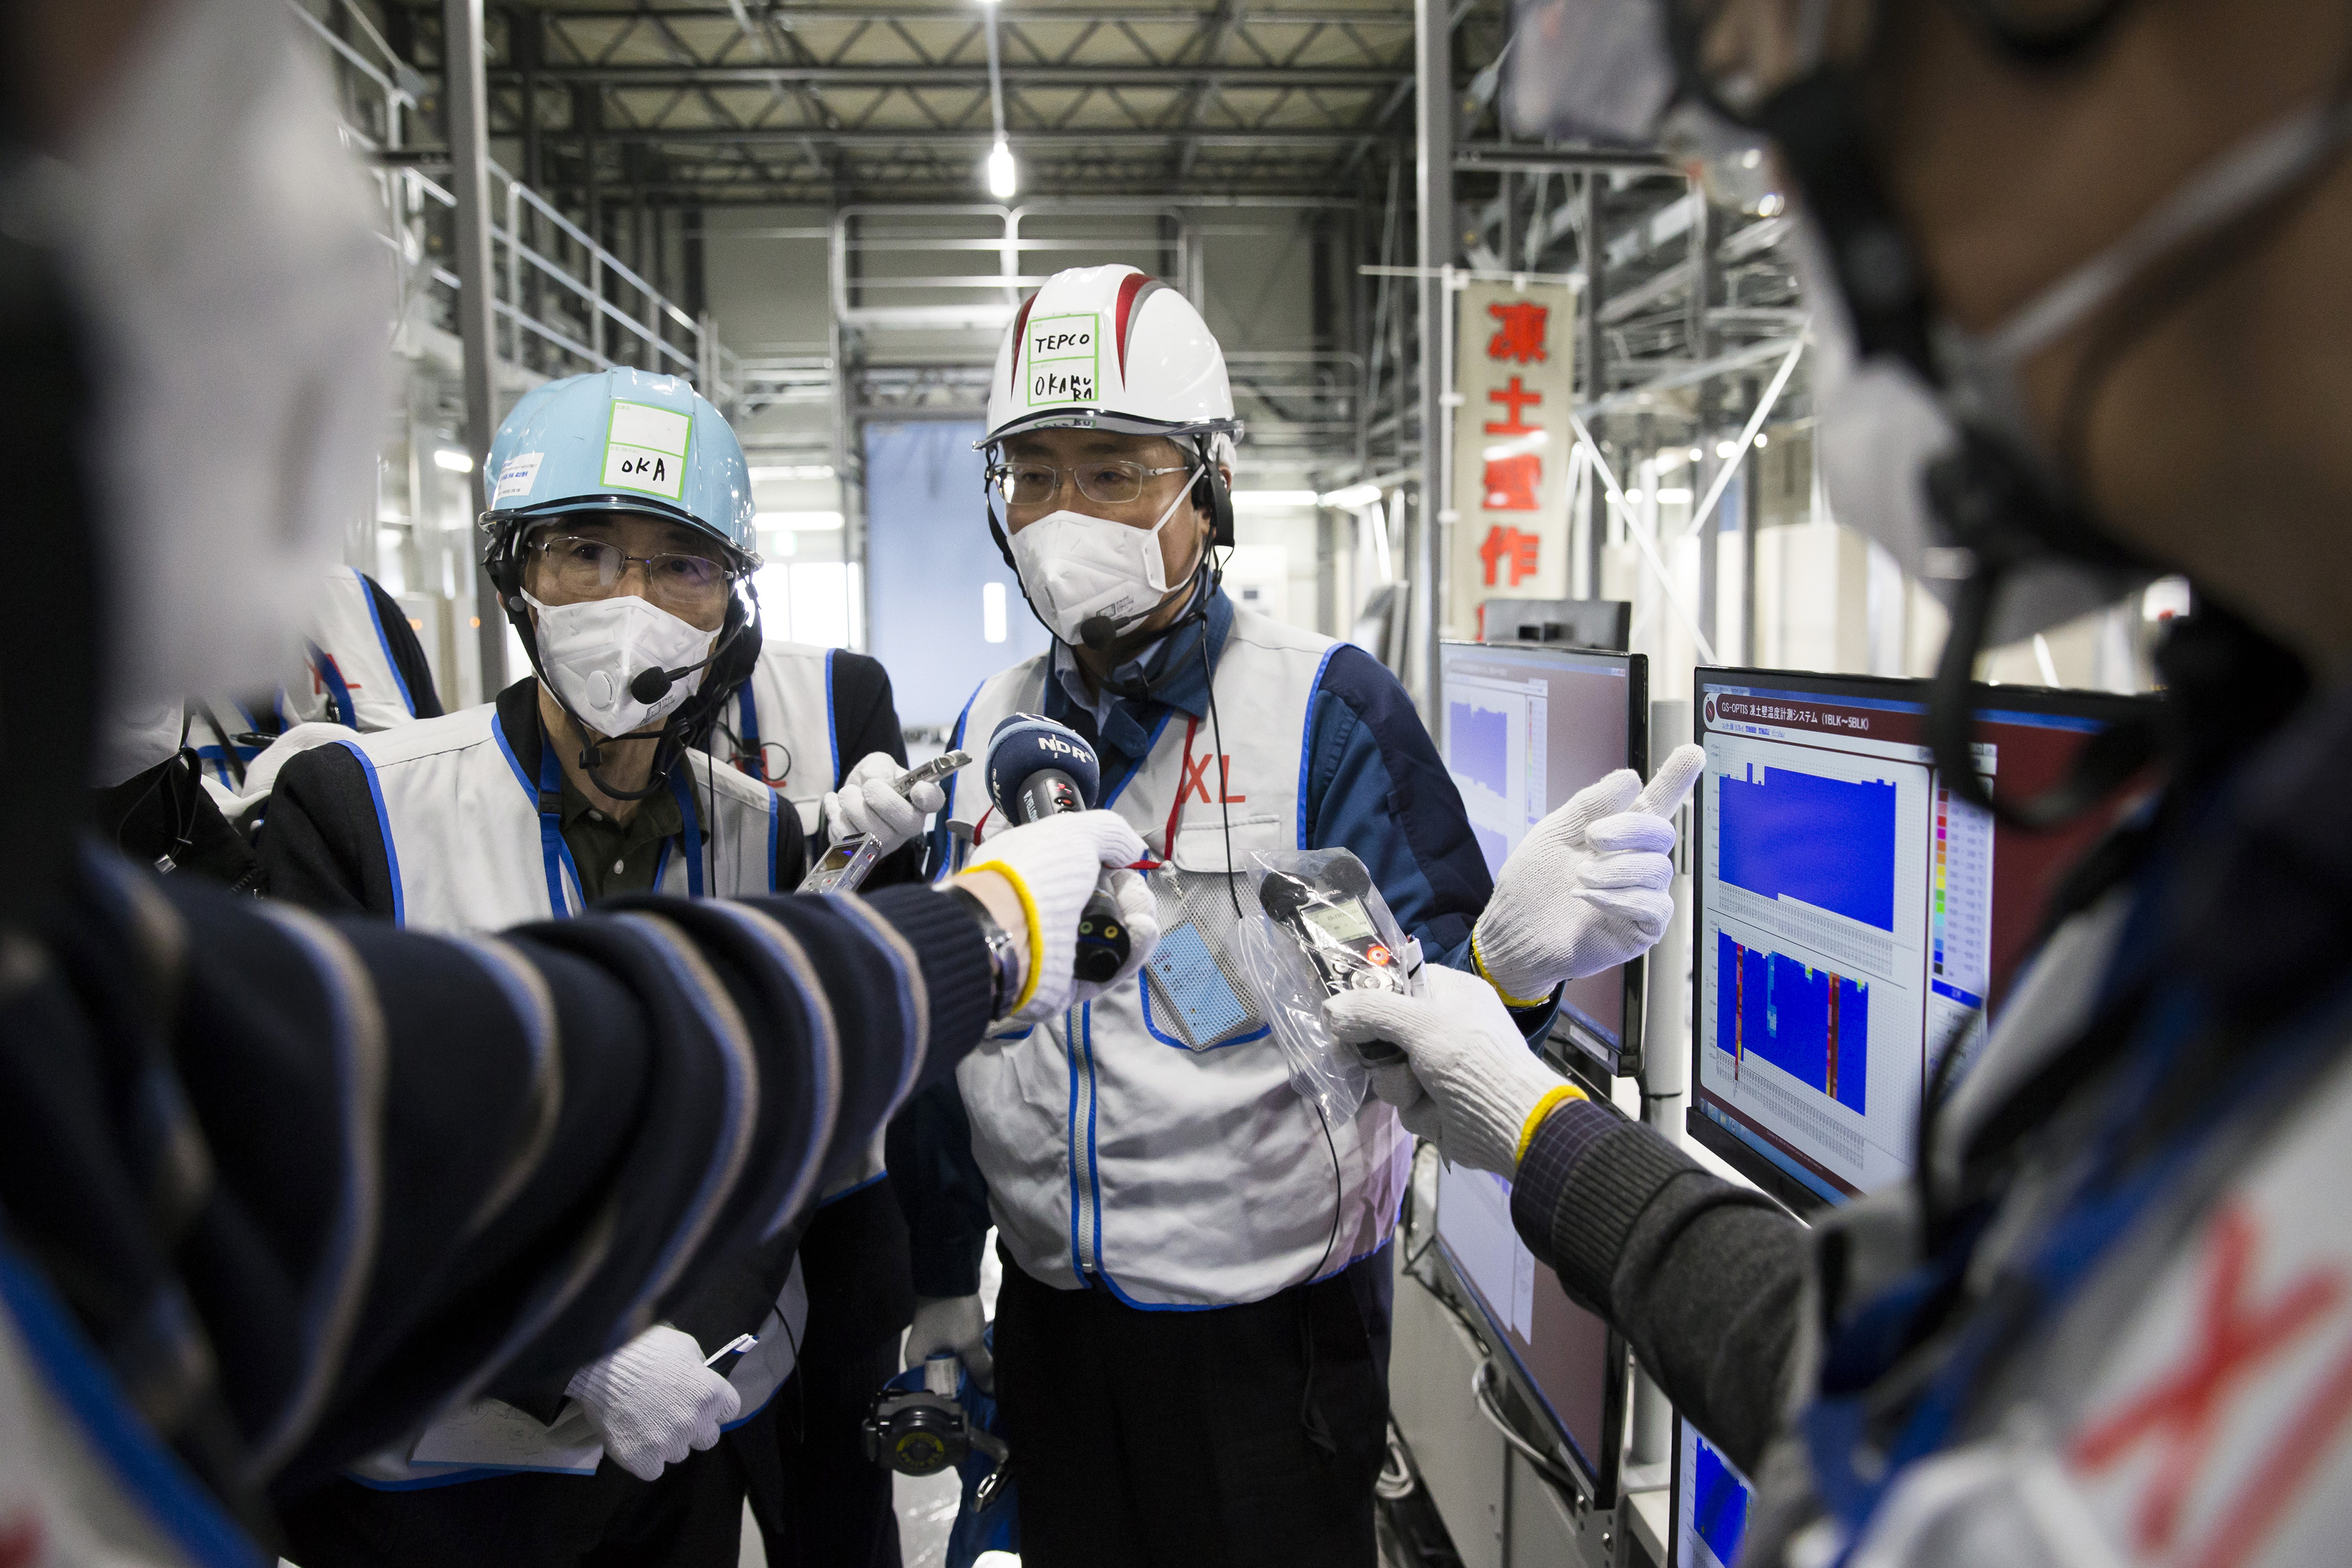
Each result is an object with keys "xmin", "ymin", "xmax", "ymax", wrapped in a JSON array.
[
  {"xmin": 263, "ymin": 368, "xmax": 788, "ymax": 925},
  {"xmin": 258, "ymin": 369, "xmax": 906, "ymax": 1566}
]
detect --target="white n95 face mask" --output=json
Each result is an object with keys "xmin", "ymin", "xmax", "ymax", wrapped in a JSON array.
[
  {"xmin": 1008, "ymin": 469, "xmax": 1201, "ymax": 647},
  {"xmin": 523, "ymin": 591, "xmax": 717, "ymax": 738},
  {"xmin": 1791, "ymin": 221, "xmax": 2144, "ymax": 647}
]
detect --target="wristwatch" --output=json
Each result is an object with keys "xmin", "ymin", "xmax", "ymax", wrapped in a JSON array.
[{"xmin": 944, "ymin": 884, "xmax": 1022, "ymax": 1021}]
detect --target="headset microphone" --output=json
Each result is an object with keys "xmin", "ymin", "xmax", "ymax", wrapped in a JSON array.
[
  {"xmin": 983, "ymin": 714, "xmax": 1131, "ymax": 983},
  {"xmin": 627, "ymin": 652, "xmax": 717, "ymax": 706}
]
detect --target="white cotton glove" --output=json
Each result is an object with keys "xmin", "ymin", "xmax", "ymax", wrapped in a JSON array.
[
  {"xmin": 904, "ymin": 1293, "xmax": 994, "ymax": 1393},
  {"xmin": 962, "ymin": 810, "xmax": 1152, "ymax": 1024},
  {"xmin": 562, "ymin": 1324, "xmax": 740, "ymax": 1482},
  {"xmin": 1325, "ymin": 966, "xmax": 1583, "ymax": 1178},
  {"xmin": 823, "ymin": 750, "xmax": 946, "ymax": 858},
  {"xmin": 1470, "ymin": 743, "xmax": 1705, "ymax": 1004}
]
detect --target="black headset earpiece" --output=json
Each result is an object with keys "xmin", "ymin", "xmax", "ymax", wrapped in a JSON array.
[{"xmin": 1192, "ymin": 436, "xmax": 1236, "ymax": 548}]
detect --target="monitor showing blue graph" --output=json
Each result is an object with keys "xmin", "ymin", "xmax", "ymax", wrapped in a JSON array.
[
  {"xmin": 1439, "ymin": 641, "xmax": 1645, "ymax": 1062},
  {"xmin": 1673, "ymin": 1416, "xmax": 1755, "ymax": 1568},
  {"xmin": 1691, "ymin": 671, "xmax": 2157, "ymax": 1206}
]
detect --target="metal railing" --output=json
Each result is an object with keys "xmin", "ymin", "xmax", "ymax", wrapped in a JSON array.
[{"xmin": 292, "ymin": 0, "xmax": 741, "ymax": 409}]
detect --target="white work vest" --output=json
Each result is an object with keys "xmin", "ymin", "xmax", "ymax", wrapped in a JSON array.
[
  {"xmin": 943, "ymin": 606, "xmax": 1409, "ymax": 1308},
  {"xmin": 1752, "ymin": 895, "xmax": 2352, "ymax": 1568},
  {"xmin": 282, "ymin": 565, "xmax": 426, "ymax": 733},
  {"xmin": 715, "ymin": 641, "xmax": 843, "ymax": 837},
  {"xmin": 331, "ymin": 699, "xmax": 797, "ymax": 1487},
  {"xmin": 336, "ymin": 701, "xmax": 783, "ymax": 932}
]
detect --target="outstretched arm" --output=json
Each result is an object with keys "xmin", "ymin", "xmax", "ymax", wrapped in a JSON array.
[{"xmin": 4, "ymin": 810, "xmax": 1142, "ymax": 1524}]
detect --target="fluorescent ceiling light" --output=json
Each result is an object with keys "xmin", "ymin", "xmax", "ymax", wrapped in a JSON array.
[
  {"xmin": 1715, "ymin": 439, "xmax": 1740, "ymax": 459},
  {"xmin": 433, "ymin": 449, "xmax": 473, "ymax": 473},
  {"xmin": 986, "ymin": 139, "xmax": 1017, "ymax": 199},
  {"xmin": 757, "ymin": 510, "xmax": 845, "ymax": 531},
  {"xmin": 1317, "ymin": 483, "xmax": 1383, "ymax": 509},
  {"xmin": 749, "ymin": 464, "xmax": 836, "ymax": 481},
  {"xmin": 1232, "ymin": 490, "xmax": 1318, "ymax": 509},
  {"xmin": 1655, "ymin": 487, "xmax": 1694, "ymax": 503}
]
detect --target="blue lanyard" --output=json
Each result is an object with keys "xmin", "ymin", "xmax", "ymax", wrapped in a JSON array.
[
  {"xmin": 667, "ymin": 758, "xmax": 705, "ymax": 898},
  {"xmin": 737, "ymin": 684, "xmax": 760, "ymax": 757},
  {"xmin": 534, "ymin": 733, "xmax": 584, "ymax": 918},
  {"xmin": 536, "ymin": 733, "xmax": 707, "ymax": 914},
  {"xmin": 307, "ymin": 640, "xmax": 357, "ymax": 728}
]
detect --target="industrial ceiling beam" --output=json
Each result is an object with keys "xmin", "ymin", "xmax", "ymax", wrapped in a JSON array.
[
  {"xmin": 1175, "ymin": 0, "xmax": 1249, "ymax": 181},
  {"xmin": 536, "ymin": 126, "xmax": 1394, "ymax": 145},
  {"xmin": 1454, "ymin": 142, "xmax": 1675, "ymax": 174},
  {"xmin": 489, "ymin": 64, "xmax": 1404, "ymax": 87},
  {"xmin": 512, "ymin": 5, "xmax": 1409, "ymax": 24}
]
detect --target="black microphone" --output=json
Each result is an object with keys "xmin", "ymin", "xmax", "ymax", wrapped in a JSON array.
[
  {"xmin": 627, "ymin": 651, "xmax": 719, "ymax": 706},
  {"xmin": 983, "ymin": 714, "xmax": 1131, "ymax": 984}
]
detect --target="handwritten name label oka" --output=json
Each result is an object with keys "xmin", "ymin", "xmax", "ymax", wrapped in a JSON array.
[
  {"xmin": 1025, "ymin": 313, "xmax": 1099, "ymax": 407},
  {"xmin": 602, "ymin": 400, "xmax": 692, "ymax": 502}
]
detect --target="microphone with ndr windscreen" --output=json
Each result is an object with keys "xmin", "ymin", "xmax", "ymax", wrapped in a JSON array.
[{"xmin": 983, "ymin": 714, "xmax": 1133, "ymax": 984}]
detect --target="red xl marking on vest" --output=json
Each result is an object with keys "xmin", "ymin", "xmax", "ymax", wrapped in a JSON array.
[
  {"xmin": 1178, "ymin": 751, "xmax": 1245, "ymax": 805},
  {"xmin": 0, "ymin": 1510, "xmax": 43, "ymax": 1568},
  {"xmin": 2069, "ymin": 1203, "xmax": 2347, "ymax": 1558}
]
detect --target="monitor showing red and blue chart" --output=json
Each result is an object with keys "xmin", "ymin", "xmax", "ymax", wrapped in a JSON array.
[{"xmin": 1690, "ymin": 670, "xmax": 2156, "ymax": 1208}]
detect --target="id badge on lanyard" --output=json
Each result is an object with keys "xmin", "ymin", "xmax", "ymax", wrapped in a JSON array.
[{"xmin": 1138, "ymin": 716, "xmax": 1268, "ymax": 1054}]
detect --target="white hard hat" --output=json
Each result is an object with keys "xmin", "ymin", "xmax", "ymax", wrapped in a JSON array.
[{"xmin": 981, "ymin": 265, "xmax": 1242, "ymax": 460}]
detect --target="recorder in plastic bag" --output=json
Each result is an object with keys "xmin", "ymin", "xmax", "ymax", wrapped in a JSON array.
[{"xmin": 1234, "ymin": 847, "xmax": 1422, "ymax": 1122}]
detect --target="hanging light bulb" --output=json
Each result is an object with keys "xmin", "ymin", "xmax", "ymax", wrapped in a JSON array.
[{"xmin": 987, "ymin": 138, "xmax": 1018, "ymax": 199}]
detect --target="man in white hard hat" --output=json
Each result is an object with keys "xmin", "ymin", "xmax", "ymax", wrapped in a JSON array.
[{"xmin": 897, "ymin": 266, "xmax": 1696, "ymax": 1564}]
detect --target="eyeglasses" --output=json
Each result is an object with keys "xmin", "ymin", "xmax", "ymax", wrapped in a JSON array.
[
  {"xmin": 987, "ymin": 458, "xmax": 1194, "ymax": 509},
  {"xmin": 530, "ymin": 533, "xmax": 735, "ymax": 611}
]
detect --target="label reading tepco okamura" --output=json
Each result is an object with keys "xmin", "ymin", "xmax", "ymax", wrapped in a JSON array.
[{"xmin": 1025, "ymin": 313, "xmax": 1099, "ymax": 406}]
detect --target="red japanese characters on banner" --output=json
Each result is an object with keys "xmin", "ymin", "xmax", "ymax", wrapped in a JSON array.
[
  {"xmin": 1482, "ymin": 456, "xmax": 1541, "ymax": 513},
  {"xmin": 1451, "ymin": 280, "xmax": 1575, "ymax": 625},
  {"xmin": 1481, "ymin": 375, "xmax": 1546, "ymax": 514},
  {"xmin": 1479, "ymin": 526, "xmax": 1541, "ymax": 586}
]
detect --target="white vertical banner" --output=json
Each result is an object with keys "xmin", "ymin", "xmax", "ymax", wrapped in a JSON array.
[{"xmin": 1449, "ymin": 279, "xmax": 1578, "ymax": 635}]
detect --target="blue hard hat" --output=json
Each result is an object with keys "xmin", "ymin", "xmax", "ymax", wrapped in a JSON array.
[{"xmin": 479, "ymin": 368, "xmax": 757, "ymax": 560}]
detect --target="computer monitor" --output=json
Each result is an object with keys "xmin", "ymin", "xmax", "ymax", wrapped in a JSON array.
[
  {"xmin": 1438, "ymin": 640, "xmax": 1650, "ymax": 1076},
  {"xmin": 1478, "ymin": 596, "xmax": 1632, "ymax": 651},
  {"xmin": 1671, "ymin": 1414, "xmax": 1756, "ymax": 1568},
  {"xmin": 1688, "ymin": 669, "xmax": 2159, "ymax": 1211},
  {"xmin": 1434, "ymin": 1153, "xmax": 1625, "ymax": 1505}
]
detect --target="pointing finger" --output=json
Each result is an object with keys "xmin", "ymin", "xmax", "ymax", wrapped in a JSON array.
[{"xmin": 1632, "ymin": 744, "xmax": 1705, "ymax": 818}]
